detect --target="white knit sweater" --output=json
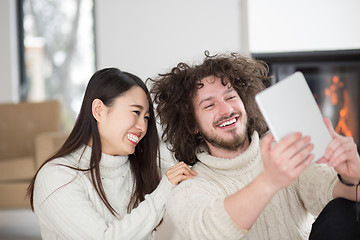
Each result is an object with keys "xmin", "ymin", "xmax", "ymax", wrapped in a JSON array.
[
  {"xmin": 166, "ymin": 131, "xmax": 337, "ymax": 240},
  {"xmin": 33, "ymin": 145, "xmax": 174, "ymax": 240}
]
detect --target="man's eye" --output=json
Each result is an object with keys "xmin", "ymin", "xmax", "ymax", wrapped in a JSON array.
[
  {"xmin": 205, "ymin": 104, "xmax": 214, "ymax": 109},
  {"xmin": 227, "ymin": 96, "xmax": 236, "ymax": 100}
]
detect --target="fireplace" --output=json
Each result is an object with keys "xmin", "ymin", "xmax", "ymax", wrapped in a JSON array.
[{"xmin": 253, "ymin": 49, "xmax": 360, "ymax": 149}]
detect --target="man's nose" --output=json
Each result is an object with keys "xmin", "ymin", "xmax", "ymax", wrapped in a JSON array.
[{"xmin": 218, "ymin": 100, "xmax": 233, "ymax": 116}]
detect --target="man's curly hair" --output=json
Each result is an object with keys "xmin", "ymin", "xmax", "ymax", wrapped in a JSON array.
[{"xmin": 149, "ymin": 52, "xmax": 270, "ymax": 165}]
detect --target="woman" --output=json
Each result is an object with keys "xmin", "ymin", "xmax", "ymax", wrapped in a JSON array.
[{"xmin": 27, "ymin": 68, "xmax": 196, "ymax": 239}]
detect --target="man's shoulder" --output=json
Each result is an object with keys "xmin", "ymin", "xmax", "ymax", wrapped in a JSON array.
[
  {"xmin": 168, "ymin": 162, "xmax": 221, "ymax": 197},
  {"xmin": 191, "ymin": 161, "xmax": 214, "ymax": 174},
  {"xmin": 166, "ymin": 168, "xmax": 223, "ymax": 210}
]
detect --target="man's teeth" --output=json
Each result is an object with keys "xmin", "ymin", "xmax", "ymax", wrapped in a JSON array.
[
  {"xmin": 127, "ymin": 134, "xmax": 139, "ymax": 143},
  {"xmin": 219, "ymin": 118, "xmax": 236, "ymax": 127}
]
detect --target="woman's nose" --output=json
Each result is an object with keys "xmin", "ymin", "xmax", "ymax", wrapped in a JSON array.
[{"xmin": 136, "ymin": 118, "xmax": 147, "ymax": 134}]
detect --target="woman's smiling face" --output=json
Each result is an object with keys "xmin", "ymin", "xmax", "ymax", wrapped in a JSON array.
[{"xmin": 95, "ymin": 86, "xmax": 150, "ymax": 156}]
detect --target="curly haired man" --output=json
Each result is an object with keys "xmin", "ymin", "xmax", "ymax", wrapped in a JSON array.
[{"xmin": 149, "ymin": 52, "xmax": 360, "ymax": 240}]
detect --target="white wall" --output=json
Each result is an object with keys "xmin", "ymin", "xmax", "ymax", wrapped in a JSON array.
[
  {"xmin": 0, "ymin": 0, "xmax": 19, "ymax": 103},
  {"xmin": 2, "ymin": 0, "xmax": 360, "ymax": 101},
  {"xmin": 95, "ymin": 0, "xmax": 246, "ymax": 81},
  {"xmin": 248, "ymin": 0, "xmax": 360, "ymax": 53},
  {"xmin": 95, "ymin": 0, "xmax": 247, "ymax": 168}
]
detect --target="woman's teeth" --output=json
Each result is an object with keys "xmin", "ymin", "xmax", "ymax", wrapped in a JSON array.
[
  {"xmin": 218, "ymin": 118, "xmax": 236, "ymax": 127},
  {"xmin": 127, "ymin": 134, "xmax": 139, "ymax": 143}
]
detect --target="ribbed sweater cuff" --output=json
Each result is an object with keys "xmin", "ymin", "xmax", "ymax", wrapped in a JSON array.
[{"xmin": 150, "ymin": 175, "xmax": 175, "ymax": 207}]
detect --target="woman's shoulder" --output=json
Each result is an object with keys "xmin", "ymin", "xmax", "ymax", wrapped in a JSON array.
[
  {"xmin": 35, "ymin": 151, "xmax": 88, "ymax": 190},
  {"xmin": 34, "ymin": 153, "xmax": 90, "ymax": 202},
  {"xmin": 38, "ymin": 146, "xmax": 89, "ymax": 176},
  {"xmin": 39, "ymin": 156, "xmax": 76, "ymax": 175}
]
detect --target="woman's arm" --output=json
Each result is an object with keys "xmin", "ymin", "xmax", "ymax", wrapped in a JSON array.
[{"xmin": 34, "ymin": 161, "xmax": 195, "ymax": 240}]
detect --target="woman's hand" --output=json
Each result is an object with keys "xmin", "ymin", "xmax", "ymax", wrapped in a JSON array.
[
  {"xmin": 165, "ymin": 161, "xmax": 197, "ymax": 185},
  {"xmin": 317, "ymin": 117, "xmax": 360, "ymax": 181}
]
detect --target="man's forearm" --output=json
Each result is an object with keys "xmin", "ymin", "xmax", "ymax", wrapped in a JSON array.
[{"xmin": 224, "ymin": 173, "xmax": 278, "ymax": 230}]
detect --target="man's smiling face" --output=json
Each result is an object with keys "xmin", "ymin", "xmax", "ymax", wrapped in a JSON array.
[{"xmin": 193, "ymin": 76, "xmax": 249, "ymax": 158}]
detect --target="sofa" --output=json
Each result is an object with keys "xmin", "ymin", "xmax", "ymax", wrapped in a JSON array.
[{"xmin": 0, "ymin": 100, "xmax": 68, "ymax": 208}]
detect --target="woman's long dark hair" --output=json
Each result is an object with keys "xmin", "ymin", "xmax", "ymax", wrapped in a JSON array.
[{"xmin": 28, "ymin": 68, "xmax": 161, "ymax": 215}]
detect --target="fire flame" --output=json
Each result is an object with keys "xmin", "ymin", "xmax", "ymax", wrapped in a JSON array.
[{"xmin": 324, "ymin": 76, "xmax": 352, "ymax": 136}]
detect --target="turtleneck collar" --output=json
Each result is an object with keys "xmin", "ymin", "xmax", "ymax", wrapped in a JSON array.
[
  {"xmin": 195, "ymin": 131, "xmax": 262, "ymax": 177},
  {"xmin": 69, "ymin": 145, "xmax": 130, "ymax": 178}
]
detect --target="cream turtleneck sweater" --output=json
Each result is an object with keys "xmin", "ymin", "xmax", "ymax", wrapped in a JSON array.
[
  {"xmin": 33, "ymin": 145, "xmax": 174, "ymax": 240},
  {"xmin": 166, "ymin": 131, "xmax": 337, "ymax": 240}
]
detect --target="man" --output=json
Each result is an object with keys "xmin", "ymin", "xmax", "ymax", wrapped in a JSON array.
[{"xmin": 149, "ymin": 52, "xmax": 360, "ymax": 239}]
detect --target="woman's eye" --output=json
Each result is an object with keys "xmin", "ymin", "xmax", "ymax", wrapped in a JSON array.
[
  {"xmin": 133, "ymin": 110, "xmax": 140, "ymax": 116},
  {"xmin": 144, "ymin": 116, "xmax": 150, "ymax": 121}
]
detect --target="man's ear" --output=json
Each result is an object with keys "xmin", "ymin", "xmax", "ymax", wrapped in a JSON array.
[{"xmin": 92, "ymin": 99, "xmax": 106, "ymax": 122}]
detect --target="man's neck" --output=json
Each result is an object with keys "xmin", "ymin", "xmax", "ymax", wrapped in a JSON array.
[{"xmin": 208, "ymin": 136, "xmax": 250, "ymax": 159}]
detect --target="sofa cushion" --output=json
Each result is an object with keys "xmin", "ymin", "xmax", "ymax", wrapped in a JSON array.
[
  {"xmin": 0, "ymin": 157, "xmax": 35, "ymax": 181},
  {"xmin": 0, "ymin": 182, "xmax": 31, "ymax": 208},
  {"xmin": 34, "ymin": 131, "xmax": 68, "ymax": 168},
  {"xmin": 0, "ymin": 100, "xmax": 61, "ymax": 160}
]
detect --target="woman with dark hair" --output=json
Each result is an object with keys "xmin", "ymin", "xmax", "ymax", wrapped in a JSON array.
[{"xmin": 27, "ymin": 68, "xmax": 196, "ymax": 239}]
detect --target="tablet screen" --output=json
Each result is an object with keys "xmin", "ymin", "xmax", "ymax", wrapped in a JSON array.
[{"xmin": 255, "ymin": 71, "xmax": 332, "ymax": 161}]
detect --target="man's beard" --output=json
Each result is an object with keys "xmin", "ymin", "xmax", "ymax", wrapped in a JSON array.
[{"xmin": 199, "ymin": 125, "xmax": 248, "ymax": 152}]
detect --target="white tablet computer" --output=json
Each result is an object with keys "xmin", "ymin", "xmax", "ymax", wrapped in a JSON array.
[{"xmin": 255, "ymin": 71, "xmax": 332, "ymax": 161}]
